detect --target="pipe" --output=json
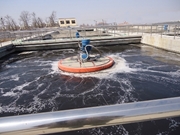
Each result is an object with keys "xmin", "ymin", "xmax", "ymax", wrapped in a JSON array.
[
  {"xmin": 83, "ymin": 45, "xmax": 101, "ymax": 60},
  {"xmin": 90, "ymin": 44, "xmax": 102, "ymax": 57},
  {"xmin": 83, "ymin": 44, "xmax": 90, "ymax": 60},
  {"xmin": 0, "ymin": 97, "xmax": 180, "ymax": 135}
]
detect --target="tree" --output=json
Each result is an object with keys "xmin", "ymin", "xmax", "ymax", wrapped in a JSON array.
[
  {"xmin": 31, "ymin": 12, "xmax": 39, "ymax": 28},
  {"xmin": 4, "ymin": 15, "xmax": 18, "ymax": 31},
  {"xmin": 0, "ymin": 17, "xmax": 6, "ymax": 31},
  {"xmin": 32, "ymin": 12, "xmax": 45, "ymax": 28},
  {"xmin": 37, "ymin": 17, "xmax": 44, "ymax": 28},
  {"xmin": 19, "ymin": 11, "xmax": 31, "ymax": 29},
  {"xmin": 48, "ymin": 11, "xmax": 56, "ymax": 27}
]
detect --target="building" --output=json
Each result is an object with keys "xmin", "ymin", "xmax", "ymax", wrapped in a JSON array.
[
  {"xmin": 118, "ymin": 21, "xmax": 129, "ymax": 26},
  {"xmin": 58, "ymin": 18, "xmax": 77, "ymax": 27}
]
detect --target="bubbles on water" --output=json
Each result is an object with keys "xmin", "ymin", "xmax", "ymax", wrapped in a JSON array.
[
  {"xmin": 2, "ymin": 91, "xmax": 17, "ymax": 97},
  {"xmin": 51, "ymin": 61, "xmax": 59, "ymax": 74},
  {"xmin": 167, "ymin": 118, "xmax": 180, "ymax": 130},
  {"xmin": 1, "ymin": 47, "xmax": 180, "ymax": 134}
]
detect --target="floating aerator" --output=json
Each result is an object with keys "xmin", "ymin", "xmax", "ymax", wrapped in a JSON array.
[{"xmin": 58, "ymin": 39, "xmax": 114, "ymax": 73}]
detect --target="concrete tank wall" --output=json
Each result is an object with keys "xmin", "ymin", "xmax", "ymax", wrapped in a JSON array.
[
  {"xmin": 0, "ymin": 44, "xmax": 15, "ymax": 58},
  {"xmin": 141, "ymin": 34, "xmax": 180, "ymax": 54}
]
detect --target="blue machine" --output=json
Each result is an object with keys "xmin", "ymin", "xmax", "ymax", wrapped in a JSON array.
[
  {"xmin": 164, "ymin": 25, "xmax": 168, "ymax": 31},
  {"xmin": 76, "ymin": 32, "xmax": 80, "ymax": 38},
  {"xmin": 80, "ymin": 39, "xmax": 92, "ymax": 60}
]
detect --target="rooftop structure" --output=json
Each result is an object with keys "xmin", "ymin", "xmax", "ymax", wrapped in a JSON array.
[{"xmin": 58, "ymin": 18, "xmax": 77, "ymax": 27}]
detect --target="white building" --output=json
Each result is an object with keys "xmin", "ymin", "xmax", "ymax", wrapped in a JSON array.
[{"xmin": 58, "ymin": 18, "xmax": 77, "ymax": 27}]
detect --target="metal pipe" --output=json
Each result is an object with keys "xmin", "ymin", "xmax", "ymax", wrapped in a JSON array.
[{"xmin": 0, "ymin": 97, "xmax": 180, "ymax": 135}]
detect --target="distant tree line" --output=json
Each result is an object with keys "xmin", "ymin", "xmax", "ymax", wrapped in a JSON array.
[{"xmin": 0, "ymin": 11, "xmax": 58, "ymax": 31}]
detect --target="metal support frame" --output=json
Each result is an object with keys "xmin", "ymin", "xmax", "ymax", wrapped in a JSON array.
[
  {"xmin": 84, "ymin": 27, "xmax": 86, "ymax": 38},
  {"xmin": 69, "ymin": 29, "xmax": 72, "ymax": 39},
  {"xmin": 0, "ymin": 97, "xmax": 180, "ymax": 135},
  {"xmin": 161, "ymin": 26, "xmax": 163, "ymax": 38},
  {"xmin": 156, "ymin": 25, "xmax": 158, "ymax": 34},
  {"xmin": 174, "ymin": 25, "xmax": 176, "ymax": 39},
  {"xmin": 113, "ymin": 27, "xmax": 115, "ymax": 37},
  {"xmin": 151, "ymin": 25, "xmax": 152, "ymax": 36}
]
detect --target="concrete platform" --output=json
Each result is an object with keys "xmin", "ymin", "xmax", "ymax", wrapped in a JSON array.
[
  {"xmin": 58, "ymin": 56, "xmax": 114, "ymax": 73},
  {"xmin": 142, "ymin": 34, "xmax": 180, "ymax": 54},
  {"xmin": 13, "ymin": 36, "xmax": 141, "ymax": 51}
]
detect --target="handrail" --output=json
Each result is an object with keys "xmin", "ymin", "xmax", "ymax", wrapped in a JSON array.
[
  {"xmin": 1, "ymin": 24, "xmax": 180, "ymax": 47},
  {"xmin": 0, "ymin": 97, "xmax": 180, "ymax": 135}
]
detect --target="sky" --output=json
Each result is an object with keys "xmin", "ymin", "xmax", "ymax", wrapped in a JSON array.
[{"xmin": 0, "ymin": 0, "xmax": 180, "ymax": 25}]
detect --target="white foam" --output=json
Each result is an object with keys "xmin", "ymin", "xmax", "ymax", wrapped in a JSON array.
[
  {"xmin": 167, "ymin": 118, "xmax": 180, "ymax": 129},
  {"xmin": 50, "ymin": 54, "xmax": 136, "ymax": 79},
  {"xmin": 51, "ymin": 61, "xmax": 59, "ymax": 74},
  {"xmin": 11, "ymin": 74, "xmax": 19, "ymax": 81},
  {"xmin": 18, "ymin": 51, "xmax": 34, "ymax": 55},
  {"xmin": 2, "ymin": 91, "xmax": 17, "ymax": 97},
  {"xmin": 12, "ymin": 82, "xmax": 31, "ymax": 91}
]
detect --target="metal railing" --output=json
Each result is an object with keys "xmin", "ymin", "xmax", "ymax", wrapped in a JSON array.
[
  {"xmin": 0, "ymin": 24, "xmax": 180, "ymax": 48},
  {"xmin": 0, "ymin": 97, "xmax": 180, "ymax": 135}
]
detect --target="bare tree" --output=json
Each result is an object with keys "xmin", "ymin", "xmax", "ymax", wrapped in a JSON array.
[
  {"xmin": 32, "ymin": 12, "xmax": 45, "ymax": 28},
  {"xmin": 0, "ymin": 17, "xmax": 6, "ymax": 31},
  {"xmin": 19, "ymin": 11, "xmax": 31, "ymax": 30},
  {"xmin": 37, "ymin": 17, "xmax": 44, "ymax": 28},
  {"xmin": 31, "ymin": 12, "xmax": 39, "ymax": 28},
  {"xmin": 45, "ymin": 18, "xmax": 49, "ymax": 27},
  {"xmin": 4, "ymin": 15, "xmax": 18, "ymax": 31},
  {"xmin": 48, "ymin": 11, "xmax": 56, "ymax": 27},
  {"xmin": 11, "ymin": 18, "xmax": 18, "ymax": 30}
]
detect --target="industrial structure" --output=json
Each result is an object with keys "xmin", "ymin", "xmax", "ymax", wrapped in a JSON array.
[{"xmin": 58, "ymin": 18, "xmax": 77, "ymax": 27}]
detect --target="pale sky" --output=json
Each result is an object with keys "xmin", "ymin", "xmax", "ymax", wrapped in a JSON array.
[{"xmin": 0, "ymin": 0, "xmax": 180, "ymax": 25}]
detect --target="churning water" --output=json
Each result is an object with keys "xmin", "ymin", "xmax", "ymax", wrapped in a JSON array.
[{"xmin": 0, "ymin": 44, "xmax": 180, "ymax": 135}]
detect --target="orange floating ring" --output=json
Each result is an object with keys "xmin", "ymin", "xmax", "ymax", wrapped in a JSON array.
[{"xmin": 58, "ymin": 56, "xmax": 114, "ymax": 73}]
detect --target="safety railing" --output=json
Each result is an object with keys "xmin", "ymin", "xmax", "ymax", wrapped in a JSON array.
[
  {"xmin": 0, "ymin": 97, "xmax": 180, "ymax": 135},
  {"xmin": 0, "ymin": 24, "xmax": 180, "ymax": 47}
]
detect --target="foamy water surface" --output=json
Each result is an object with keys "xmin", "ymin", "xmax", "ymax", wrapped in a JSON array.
[{"xmin": 0, "ymin": 45, "xmax": 180, "ymax": 135}]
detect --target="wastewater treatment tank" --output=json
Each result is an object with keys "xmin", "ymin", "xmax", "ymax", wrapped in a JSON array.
[{"xmin": 0, "ymin": 44, "xmax": 180, "ymax": 134}]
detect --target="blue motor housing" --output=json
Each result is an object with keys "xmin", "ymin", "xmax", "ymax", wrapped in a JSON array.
[
  {"xmin": 82, "ymin": 39, "xmax": 90, "ymax": 46},
  {"xmin": 81, "ymin": 39, "xmax": 91, "ymax": 52},
  {"xmin": 80, "ymin": 39, "xmax": 91, "ymax": 60},
  {"xmin": 76, "ymin": 32, "xmax": 80, "ymax": 38},
  {"xmin": 81, "ymin": 53, "xmax": 88, "ymax": 60}
]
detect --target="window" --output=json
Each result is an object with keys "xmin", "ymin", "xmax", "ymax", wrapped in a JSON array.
[
  {"xmin": 66, "ymin": 20, "xmax": 70, "ymax": 24},
  {"xmin": 60, "ymin": 21, "xmax": 64, "ymax": 24},
  {"xmin": 71, "ymin": 20, "xmax": 76, "ymax": 24}
]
